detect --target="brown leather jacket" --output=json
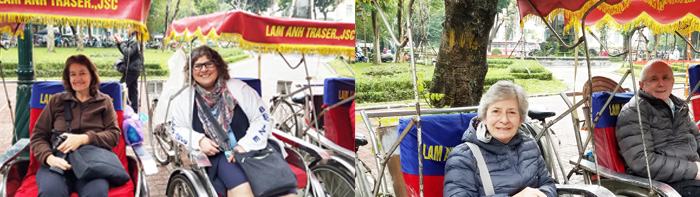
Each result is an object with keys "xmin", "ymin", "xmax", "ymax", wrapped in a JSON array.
[{"xmin": 30, "ymin": 91, "xmax": 121, "ymax": 166}]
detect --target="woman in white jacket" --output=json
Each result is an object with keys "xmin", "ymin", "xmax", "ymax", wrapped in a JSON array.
[{"xmin": 169, "ymin": 46, "xmax": 295, "ymax": 197}]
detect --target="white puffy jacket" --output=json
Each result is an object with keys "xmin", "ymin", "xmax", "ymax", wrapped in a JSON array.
[{"xmin": 169, "ymin": 78, "xmax": 281, "ymax": 154}]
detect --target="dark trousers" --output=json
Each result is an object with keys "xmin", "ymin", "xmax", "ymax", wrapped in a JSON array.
[
  {"xmin": 36, "ymin": 165, "xmax": 109, "ymax": 197},
  {"xmin": 669, "ymin": 179, "xmax": 700, "ymax": 197},
  {"xmin": 120, "ymin": 71, "xmax": 140, "ymax": 113}
]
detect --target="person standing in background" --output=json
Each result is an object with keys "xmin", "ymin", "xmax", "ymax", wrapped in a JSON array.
[{"xmin": 115, "ymin": 28, "xmax": 142, "ymax": 113}]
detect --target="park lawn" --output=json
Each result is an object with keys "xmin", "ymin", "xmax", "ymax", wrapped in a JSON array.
[
  {"xmin": 0, "ymin": 46, "xmax": 249, "ymax": 80},
  {"xmin": 346, "ymin": 58, "xmax": 567, "ymax": 105}
]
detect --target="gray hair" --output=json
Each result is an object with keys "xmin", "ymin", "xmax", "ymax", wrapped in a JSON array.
[{"xmin": 477, "ymin": 80, "xmax": 529, "ymax": 121}]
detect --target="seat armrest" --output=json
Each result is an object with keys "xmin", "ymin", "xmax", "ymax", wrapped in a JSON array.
[
  {"xmin": 556, "ymin": 184, "xmax": 615, "ymax": 197},
  {"xmin": 572, "ymin": 159, "xmax": 682, "ymax": 197},
  {"xmin": 0, "ymin": 138, "xmax": 30, "ymax": 169}
]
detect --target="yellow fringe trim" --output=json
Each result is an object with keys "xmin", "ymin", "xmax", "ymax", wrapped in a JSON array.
[
  {"xmin": 521, "ymin": 0, "xmax": 631, "ymax": 30},
  {"xmin": 642, "ymin": 0, "xmax": 696, "ymax": 11},
  {"xmin": 0, "ymin": 12, "xmax": 149, "ymax": 41},
  {"xmin": 522, "ymin": 0, "xmax": 700, "ymax": 35},
  {"xmin": 165, "ymin": 30, "xmax": 354, "ymax": 57},
  {"xmin": 0, "ymin": 25, "xmax": 24, "ymax": 39}
]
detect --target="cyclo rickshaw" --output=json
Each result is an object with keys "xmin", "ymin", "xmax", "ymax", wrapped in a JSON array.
[
  {"xmin": 0, "ymin": 1, "xmax": 155, "ymax": 196},
  {"xmin": 357, "ymin": 0, "xmax": 700, "ymax": 196},
  {"xmin": 147, "ymin": 10, "xmax": 355, "ymax": 196}
]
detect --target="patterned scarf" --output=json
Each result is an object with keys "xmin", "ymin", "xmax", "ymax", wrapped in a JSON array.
[{"xmin": 195, "ymin": 79, "xmax": 238, "ymax": 151}]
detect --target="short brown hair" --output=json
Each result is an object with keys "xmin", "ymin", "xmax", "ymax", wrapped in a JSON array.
[
  {"xmin": 184, "ymin": 45, "xmax": 230, "ymax": 83},
  {"xmin": 63, "ymin": 55, "xmax": 101, "ymax": 96}
]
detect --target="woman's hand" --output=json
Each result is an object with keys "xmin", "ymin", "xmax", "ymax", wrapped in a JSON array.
[
  {"xmin": 199, "ymin": 137, "xmax": 220, "ymax": 156},
  {"xmin": 57, "ymin": 133, "xmax": 89, "ymax": 154},
  {"xmin": 513, "ymin": 187, "xmax": 547, "ymax": 197},
  {"xmin": 227, "ymin": 145, "xmax": 246, "ymax": 163},
  {"xmin": 47, "ymin": 154, "xmax": 72, "ymax": 170}
]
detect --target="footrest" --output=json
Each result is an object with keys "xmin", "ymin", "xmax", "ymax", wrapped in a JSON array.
[
  {"xmin": 571, "ymin": 159, "xmax": 681, "ymax": 197},
  {"xmin": 132, "ymin": 144, "xmax": 159, "ymax": 175}
]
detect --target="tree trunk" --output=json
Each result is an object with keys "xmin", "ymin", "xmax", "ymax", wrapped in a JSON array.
[
  {"xmin": 488, "ymin": 13, "xmax": 503, "ymax": 53},
  {"xmin": 429, "ymin": 0, "xmax": 497, "ymax": 107},
  {"xmin": 172, "ymin": 0, "xmax": 182, "ymax": 26},
  {"xmin": 162, "ymin": 0, "xmax": 172, "ymax": 52},
  {"xmin": 47, "ymin": 24, "xmax": 55, "ymax": 52},
  {"xmin": 395, "ymin": 0, "xmax": 404, "ymax": 63},
  {"xmin": 372, "ymin": 9, "xmax": 381, "ymax": 64},
  {"xmin": 74, "ymin": 25, "xmax": 84, "ymax": 51}
]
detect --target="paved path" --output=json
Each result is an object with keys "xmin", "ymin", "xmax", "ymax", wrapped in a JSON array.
[{"xmin": 354, "ymin": 61, "xmax": 688, "ymax": 194}]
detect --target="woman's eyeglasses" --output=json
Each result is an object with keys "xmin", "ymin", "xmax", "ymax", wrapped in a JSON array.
[{"xmin": 193, "ymin": 61, "xmax": 216, "ymax": 71}]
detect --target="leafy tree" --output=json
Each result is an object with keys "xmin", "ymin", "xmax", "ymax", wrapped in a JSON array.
[
  {"xmin": 487, "ymin": 0, "xmax": 513, "ymax": 52},
  {"xmin": 276, "ymin": 0, "xmax": 293, "ymax": 16},
  {"xmin": 225, "ymin": 0, "xmax": 273, "ymax": 14},
  {"xmin": 197, "ymin": 0, "xmax": 219, "ymax": 14},
  {"xmin": 315, "ymin": 0, "xmax": 338, "ymax": 20}
]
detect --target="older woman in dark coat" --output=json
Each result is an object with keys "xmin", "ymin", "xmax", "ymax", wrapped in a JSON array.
[{"xmin": 444, "ymin": 80, "xmax": 556, "ymax": 197}]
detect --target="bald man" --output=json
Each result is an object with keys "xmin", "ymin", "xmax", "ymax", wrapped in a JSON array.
[{"xmin": 616, "ymin": 60, "xmax": 700, "ymax": 196}]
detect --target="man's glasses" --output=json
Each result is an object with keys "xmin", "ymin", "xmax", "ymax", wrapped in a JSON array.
[{"xmin": 193, "ymin": 61, "xmax": 216, "ymax": 71}]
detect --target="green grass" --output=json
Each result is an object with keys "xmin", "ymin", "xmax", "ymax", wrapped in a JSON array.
[
  {"xmin": 327, "ymin": 58, "xmax": 355, "ymax": 77},
  {"xmin": 0, "ymin": 46, "xmax": 248, "ymax": 80},
  {"xmin": 355, "ymin": 58, "xmax": 567, "ymax": 104},
  {"xmin": 515, "ymin": 78, "xmax": 568, "ymax": 95}
]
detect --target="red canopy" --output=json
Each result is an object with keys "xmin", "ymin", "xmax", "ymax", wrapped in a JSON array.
[
  {"xmin": 166, "ymin": 11, "xmax": 355, "ymax": 56},
  {"xmin": 518, "ymin": 0, "xmax": 700, "ymax": 35},
  {"xmin": 0, "ymin": 0, "xmax": 151, "ymax": 39}
]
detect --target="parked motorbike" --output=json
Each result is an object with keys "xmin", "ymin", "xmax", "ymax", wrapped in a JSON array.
[{"xmin": 356, "ymin": 51, "xmax": 368, "ymax": 63}]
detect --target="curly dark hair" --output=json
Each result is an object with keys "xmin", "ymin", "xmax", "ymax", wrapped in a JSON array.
[{"xmin": 184, "ymin": 45, "xmax": 231, "ymax": 83}]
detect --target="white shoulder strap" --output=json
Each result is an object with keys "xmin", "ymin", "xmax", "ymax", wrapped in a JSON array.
[{"xmin": 465, "ymin": 142, "xmax": 494, "ymax": 195}]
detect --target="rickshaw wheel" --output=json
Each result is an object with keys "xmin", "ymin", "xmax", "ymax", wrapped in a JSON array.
[
  {"xmin": 270, "ymin": 99, "xmax": 300, "ymax": 137},
  {"xmin": 311, "ymin": 164, "xmax": 355, "ymax": 197},
  {"xmin": 152, "ymin": 122, "xmax": 174, "ymax": 165},
  {"xmin": 166, "ymin": 174, "xmax": 198, "ymax": 197}
]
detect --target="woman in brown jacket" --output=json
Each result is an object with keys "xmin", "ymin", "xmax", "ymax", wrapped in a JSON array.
[{"xmin": 30, "ymin": 55, "xmax": 120, "ymax": 197}]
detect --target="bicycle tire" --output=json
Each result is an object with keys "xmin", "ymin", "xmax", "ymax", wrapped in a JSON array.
[
  {"xmin": 166, "ymin": 174, "xmax": 199, "ymax": 197},
  {"xmin": 311, "ymin": 164, "xmax": 355, "ymax": 197},
  {"xmin": 270, "ymin": 99, "xmax": 300, "ymax": 137},
  {"xmin": 151, "ymin": 122, "xmax": 172, "ymax": 165}
]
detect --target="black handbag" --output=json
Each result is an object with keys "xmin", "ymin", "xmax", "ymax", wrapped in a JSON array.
[
  {"xmin": 61, "ymin": 100, "xmax": 130, "ymax": 186},
  {"xmin": 69, "ymin": 144, "xmax": 130, "ymax": 186},
  {"xmin": 234, "ymin": 141, "xmax": 298, "ymax": 197}
]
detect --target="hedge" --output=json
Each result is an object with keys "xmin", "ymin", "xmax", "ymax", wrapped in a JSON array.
[
  {"xmin": 491, "ymin": 48, "xmax": 502, "ymax": 55},
  {"xmin": 487, "ymin": 59, "xmax": 513, "ymax": 65},
  {"xmin": 362, "ymin": 65, "xmax": 411, "ymax": 76},
  {"xmin": 509, "ymin": 60, "xmax": 547, "ymax": 73},
  {"xmin": 633, "ymin": 64, "xmax": 686, "ymax": 72},
  {"xmin": 510, "ymin": 72, "xmax": 552, "ymax": 80}
]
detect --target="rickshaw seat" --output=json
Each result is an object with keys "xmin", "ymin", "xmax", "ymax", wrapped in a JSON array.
[
  {"xmin": 322, "ymin": 78, "xmax": 355, "ymax": 151},
  {"xmin": 236, "ymin": 77, "xmax": 308, "ymax": 188},
  {"xmin": 13, "ymin": 81, "xmax": 135, "ymax": 196},
  {"xmin": 688, "ymin": 64, "xmax": 700, "ymax": 128},
  {"xmin": 397, "ymin": 113, "xmax": 615, "ymax": 197},
  {"xmin": 589, "ymin": 91, "xmax": 634, "ymax": 174},
  {"xmin": 398, "ymin": 113, "xmax": 476, "ymax": 197},
  {"xmin": 528, "ymin": 109, "xmax": 556, "ymax": 120},
  {"xmin": 576, "ymin": 91, "xmax": 681, "ymax": 196}
]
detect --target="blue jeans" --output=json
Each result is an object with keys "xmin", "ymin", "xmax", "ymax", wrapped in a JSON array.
[{"xmin": 36, "ymin": 165, "xmax": 109, "ymax": 197}]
